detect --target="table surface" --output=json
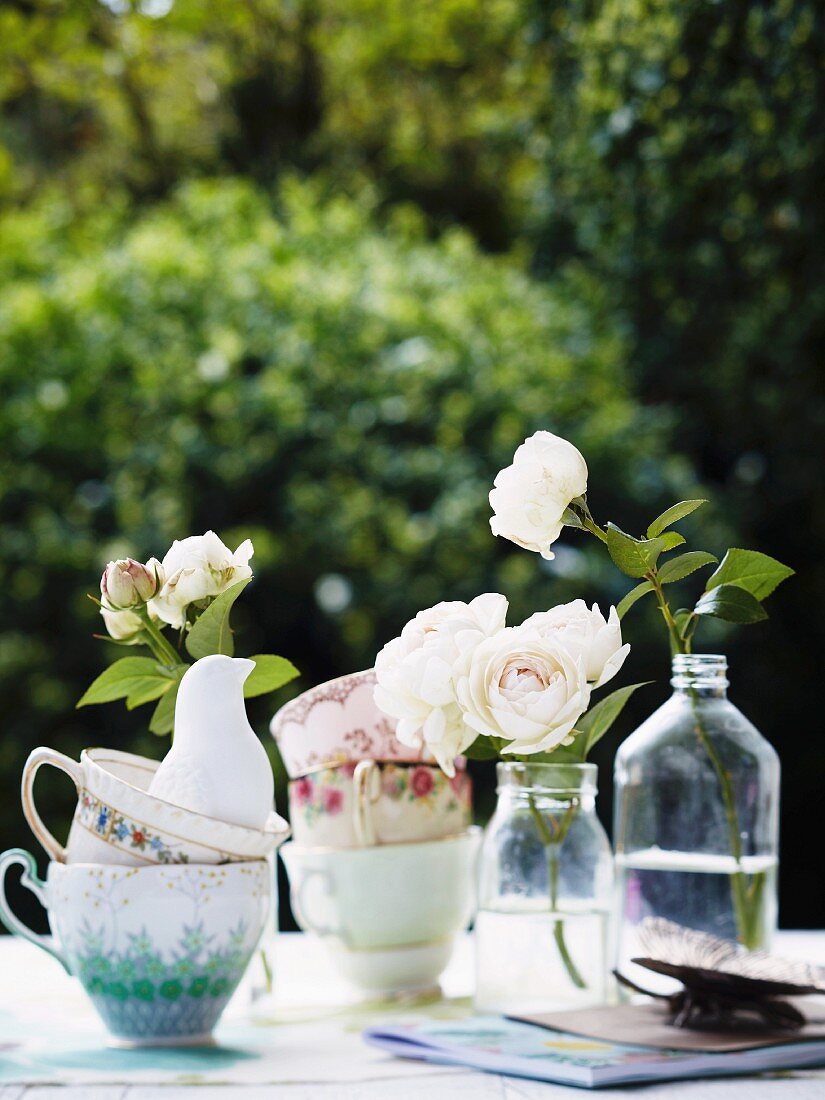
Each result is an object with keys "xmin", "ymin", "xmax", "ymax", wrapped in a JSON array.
[{"xmin": 1, "ymin": 930, "xmax": 825, "ymax": 1099}]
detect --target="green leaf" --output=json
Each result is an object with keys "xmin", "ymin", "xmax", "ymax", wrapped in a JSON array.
[
  {"xmin": 657, "ymin": 551, "xmax": 718, "ymax": 584},
  {"xmin": 462, "ymin": 735, "xmax": 501, "ymax": 761},
  {"xmin": 616, "ymin": 581, "xmax": 654, "ymax": 619},
  {"xmin": 126, "ymin": 678, "xmax": 173, "ymax": 710},
  {"xmin": 705, "ymin": 549, "xmax": 794, "ymax": 602},
  {"xmin": 673, "ymin": 608, "xmax": 694, "ymax": 633},
  {"xmin": 561, "ymin": 506, "xmax": 587, "ymax": 530},
  {"xmin": 606, "ymin": 523, "xmax": 665, "ymax": 579},
  {"xmin": 185, "ymin": 578, "xmax": 252, "ymax": 660},
  {"xmin": 243, "ymin": 654, "xmax": 300, "ymax": 698},
  {"xmin": 574, "ymin": 683, "xmax": 650, "ymax": 758},
  {"xmin": 694, "ymin": 583, "xmax": 768, "ymax": 624},
  {"xmin": 528, "ymin": 745, "xmax": 583, "ymax": 765},
  {"xmin": 127, "ymin": 664, "xmax": 187, "ymax": 711},
  {"xmin": 646, "ymin": 499, "xmax": 707, "ymax": 538},
  {"xmin": 77, "ymin": 657, "xmax": 168, "ymax": 708},
  {"xmin": 657, "ymin": 531, "xmax": 686, "ymax": 552},
  {"xmin": 149, "ymin": 681, "xmax": 180, "ymax": 735}
]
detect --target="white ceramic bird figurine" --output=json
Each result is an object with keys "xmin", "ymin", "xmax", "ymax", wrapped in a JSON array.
[{"xmin": 147, "ymin": 655, "xmax": 274, "ymax": 830}]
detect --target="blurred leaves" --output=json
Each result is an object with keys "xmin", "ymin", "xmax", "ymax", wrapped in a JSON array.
[{"xmin": 0, "ymin": 0, "xmax": 821, "ymax": 926}]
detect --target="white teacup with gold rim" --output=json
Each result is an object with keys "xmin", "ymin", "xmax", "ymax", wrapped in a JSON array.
[
  {"xmin": 288, "ymin": 761, "xmax": 472, "ymax": 848},
  {"xmin": 281, "ymin": 828, "xmax": 481, "ymax": 996},
  {"xmin": 282, "ymin": 828, "xmax": 481, "ymax": 949},
  {"xmin": 22, "ymin": 746, "xmax": 290, "ymax": 866}
]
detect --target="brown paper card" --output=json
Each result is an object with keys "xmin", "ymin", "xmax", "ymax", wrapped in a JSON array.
[{"xmin": 510, "ymin": 999, "xmax": 825, "ymax": 1053}]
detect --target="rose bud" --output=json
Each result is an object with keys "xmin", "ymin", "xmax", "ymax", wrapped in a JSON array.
[{"xmin": 100, "ymin": 557, "xmax": 162, "ymax": 610}]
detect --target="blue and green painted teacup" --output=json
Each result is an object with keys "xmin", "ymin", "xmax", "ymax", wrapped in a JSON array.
[{"xmin": 0, "ymin": 850, "xmax": 270, "ymax": 1045}]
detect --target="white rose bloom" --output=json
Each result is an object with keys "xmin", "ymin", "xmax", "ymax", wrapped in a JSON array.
[
  {"xmin": 100, "ymin": 606, "xmax": 144, "ymax": 643},
  {"xmin": 149, "ymin": 531, "xmax": 254, "ymax": 629},
  {"xmin": 374, "ymin": 593, "xmax": 508, "ymax": 776},
  {"xmin": 489, "ymin": 431, "xmax": 588, "ymax": 559},
  {"xmin": 456, "ymin": 626, "xmax": 591, "ymax": 755},
  {"xmin": 521, "ymin": 600, "xmax": 630, "ymax": 689}
]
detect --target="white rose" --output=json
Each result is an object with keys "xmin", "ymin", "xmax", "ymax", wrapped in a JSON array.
[
  {"xmin": 489, "ymin": 431, "xmax": 588, "ymax": 559},
  {"xmin": 521, "ymin": 600, "xmax": 630, "ymax": 689},
  {"xmin": 374, "ymin": 593, "xmax": 508, "ymax": 776},
  {"xmin": 148, "ymin": 531, "xmax": 254, "ymax": 629},
  {"xmin": 100, "ymin": 606, "xmax": 144, "ymax": 643},
  {"xmin": 456, "ymin": 626, "xmax": 591, "ymax": 755}
]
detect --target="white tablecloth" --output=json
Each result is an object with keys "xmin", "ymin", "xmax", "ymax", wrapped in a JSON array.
[{"xmin": 1, "ymin": 931, "xmax": 824, "ymax": 1098}]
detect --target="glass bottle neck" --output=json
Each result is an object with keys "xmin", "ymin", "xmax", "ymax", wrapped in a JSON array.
[
  {"xmin": 496, "ymin": 762, "xmax": 597, "ymax": 810},
  {"xmin": 671, "ymin": 653, "xmax": 729, "ymax": 698}
]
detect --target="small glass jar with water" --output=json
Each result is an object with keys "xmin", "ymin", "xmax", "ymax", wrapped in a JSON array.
[
  {"xmin": 613, "ymin": 654, "xmax": 779, "ymax": 989},
  {"xmin": 474, "ymin": 762, "xmax": 614, "ymax": 1013}
]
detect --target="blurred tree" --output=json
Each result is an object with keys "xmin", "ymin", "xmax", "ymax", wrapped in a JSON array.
[
  {"xmin": 0, "ymin": 0, "xmax": 821, "ymax": 927},
  {"xmin": 0, "ymin": 177, "xmax": 680, "ymax": 890},
  {"xmin": 0, "ymin": 0, "xmax": 544, "ymax": 244},
  {"xmin": 527, "ymin": 0, "xmax": 825, "ymax": 926}
]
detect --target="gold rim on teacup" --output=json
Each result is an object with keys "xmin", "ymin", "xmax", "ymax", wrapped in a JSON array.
[
  {"xmin": 282, "ymin": 828, "xmax": 477, "ymax": 854},
  {"xmin": 292, "ymin": 755, "xmax": 468, "ymax": 779},
  {"xmin": 22, "ymin": 746, "xmax": 290, "ymax": 866}
]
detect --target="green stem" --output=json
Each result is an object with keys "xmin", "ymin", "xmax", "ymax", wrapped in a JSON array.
[
  {"xmin": 582, "ymin": 514, "xmax": 766, "ymax": 946},
  {"xmin": 687, "ymin": 686, "xmax": 765, "ymax": 948},
  {"xmin": 648, "ymin": 572, "xmax": 764, "ymax": 948},
  {"xmin": 527, "ymin": 794, "xmax": 587, "ymax": 990},
  {"xmin": 648, "ymin": 574, "xmax": 684, "ymax": 657},
  {"xmin": 137, "ymin": 607, "xmax": 182, "ymax": 667},
  {"xmin": 582, "ymin": 516, "xmax": 608, "ymax": 545}
]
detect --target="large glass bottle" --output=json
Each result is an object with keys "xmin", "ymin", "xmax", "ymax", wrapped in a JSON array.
[
  {"xmin": 475, "ymin": 762, "xmax": 614, "ymax": 1013},
  {"xmin": 613, "ymin": 654, "xmax": 779, "ymax": 985}
]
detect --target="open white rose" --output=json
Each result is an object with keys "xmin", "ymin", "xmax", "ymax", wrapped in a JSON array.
[
  {"xmin": 489, "ymin": 431, "xmax": 588, "ymax": 559},
  {"xmin": 149, "ymin": 531, "xmax": 254, "ymax": 629},
  {"xmin": 521, "ymin": 600, "xmax": 630, "ymax": 689},
  {"xmin": 374, "ymin": 593, "xmax": 508, "ymax": 776},
  {"xmin": 456, "ymin": 626, "xmax": 591, "ymax": 755}
]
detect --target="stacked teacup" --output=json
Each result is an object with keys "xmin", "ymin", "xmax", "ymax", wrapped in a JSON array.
[
  {"xmin": 0, "ymin": 737, "xmax": 289, "ymax": 1046},
  {"xmin": 273, "ymin": 669, "xmax": 480, "ymax": 998}
]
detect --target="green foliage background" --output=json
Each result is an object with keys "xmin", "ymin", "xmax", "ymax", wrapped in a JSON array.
[{"xmin": 0, "ymin": 0, "xmax": 822, "ymax": 926}]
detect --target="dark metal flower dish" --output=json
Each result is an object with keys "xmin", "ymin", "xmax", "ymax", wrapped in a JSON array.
[{"xmin": 615, "ymin": 919, "xmax": 825, "ymax": 1031}]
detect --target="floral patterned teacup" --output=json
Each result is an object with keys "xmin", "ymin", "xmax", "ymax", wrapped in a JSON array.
[
  {"xmin": 288, "ymin": 761, "xmax": 472, "ymax": 848},
  {"xmin": 0, "ymin": 849, "xmax": 271, "ymax": 1046},
  {"xmin": 22, "ymin": 746, "xmax": 290, "ymax": 866},
  {"xmin": 271, "ymin": 669, "xmax": 435, "ymax": 778}
]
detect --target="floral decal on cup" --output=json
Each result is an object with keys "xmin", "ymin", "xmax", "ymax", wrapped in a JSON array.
[
  {"xmin": 289, "ymin": 765, "xmax": 354, "ymax": 826},
  {"xmin": 291, "ymin": 762, "xmax": 471, "ymax": 821},
  {"xmin": 409, "ymin": 766, "xmax": 436, "ymax": 800},
  {"xmin": 70, "ymin": 918, "xmax": 254, "ymax": 1036},
  {"xmin": 76, "ymin": 793, "xmax": 190, "ymax": 864}
]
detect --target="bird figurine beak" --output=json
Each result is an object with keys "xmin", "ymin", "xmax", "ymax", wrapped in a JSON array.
[{"xmin": 235, "ymin": 658, "xmax": 256, "ymax": 683}]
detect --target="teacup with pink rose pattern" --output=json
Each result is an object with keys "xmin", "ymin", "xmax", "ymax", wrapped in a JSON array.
[
  {"xmin": 271, "ymin": 669, "xmax": 435, "ymax": 779},
  {"xmin": 288, "ymin": 761, "xmax": 472, "ymax": 848}
]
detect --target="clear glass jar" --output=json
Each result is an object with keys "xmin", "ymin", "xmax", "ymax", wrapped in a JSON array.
[
  {"xmin": 474, "ymin": 762, "xmax": 614, "ymax": 1013},
  {"xmin": 613, "ymin": 654, "xmax": 779, "ymax": 987}
]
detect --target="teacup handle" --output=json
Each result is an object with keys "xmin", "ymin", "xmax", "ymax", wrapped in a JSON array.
[
  {"xmin": 291, "ymin": 868, "xmax": 343, "ymax": 940},
  {"xmin": 21, "ymin": 747, "xmax": 84, "ymax": 862},
  {"xmin": 353, "ymin": 760, "xmax": 381, "ymax": 847},
  {"xmin": 0, "ymin": 848, "xmax": 68, "ymax": 971}
]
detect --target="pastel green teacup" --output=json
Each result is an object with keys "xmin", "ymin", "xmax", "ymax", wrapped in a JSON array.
[{"xmin": 0, "ymin": 849, "xmax": 271, "ymax": 1046}]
